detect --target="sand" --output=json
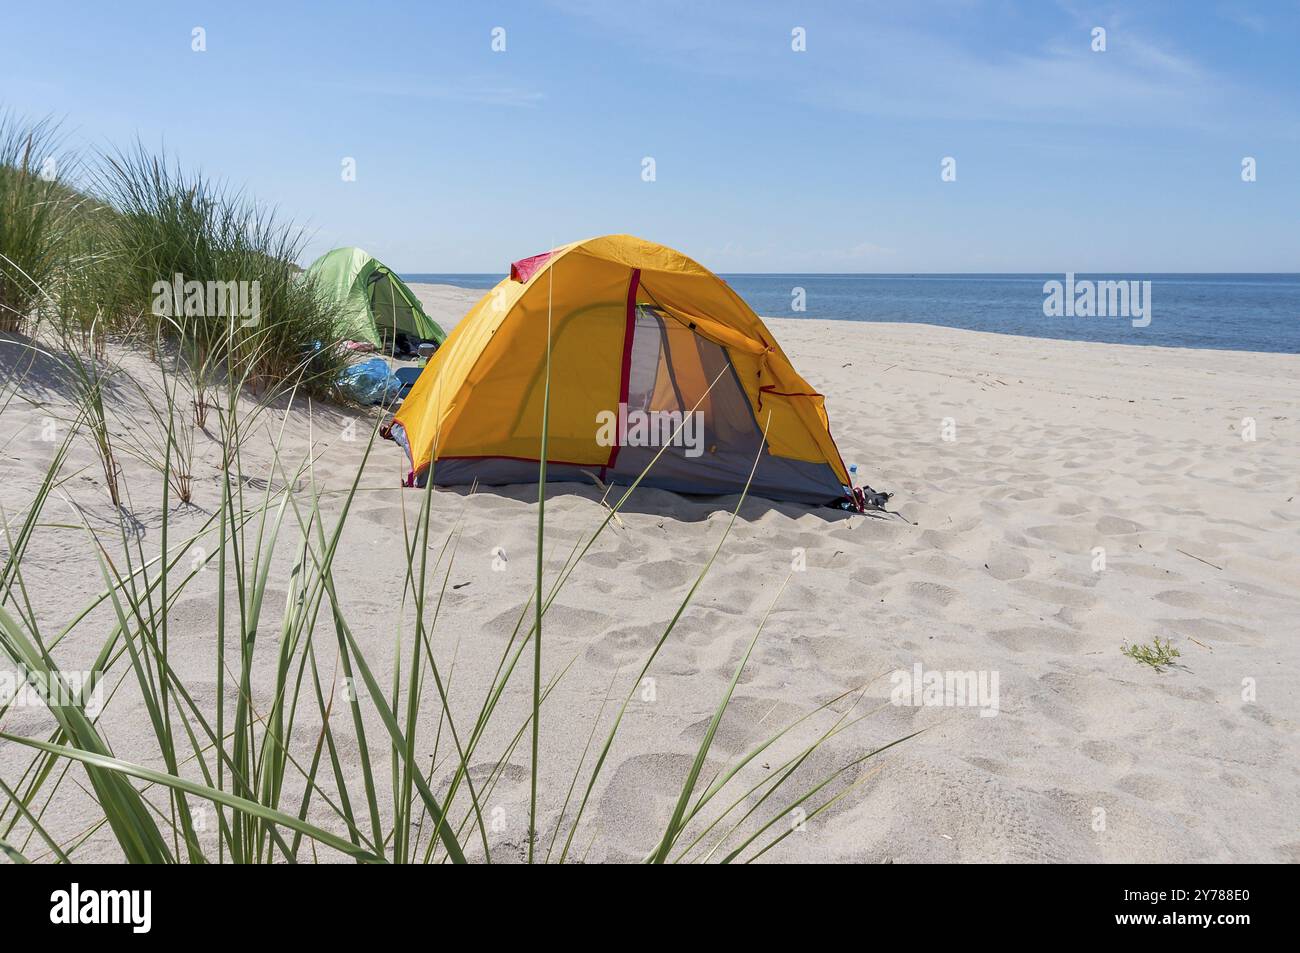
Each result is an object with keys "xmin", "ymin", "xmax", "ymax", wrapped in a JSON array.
[{"xmin": 0, "ymin": 282, "xmax": 1296, "ymax": 863}]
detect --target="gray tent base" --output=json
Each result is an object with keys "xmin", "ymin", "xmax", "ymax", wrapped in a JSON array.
[{"xmin": 420, "ymin": 450, "xmax": 847, "ymax": 506}]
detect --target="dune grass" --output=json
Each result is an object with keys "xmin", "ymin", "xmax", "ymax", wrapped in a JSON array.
[
  {"xmin": 96, "ymin": 144, "xmax": 349, "ymax": 397},
  {"xmin": 0, "ymin": 110, "xmax": 74, "ymax": 335},
  {"xmin": 1, "ymin": 110, "xmax": 349, "ymax": 402},
  {"xmin": 0, "ymin": 114, "xmax": 358, "ymax": 512}
]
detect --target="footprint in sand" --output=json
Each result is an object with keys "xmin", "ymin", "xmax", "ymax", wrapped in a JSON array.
[
  {"xmin": 483, "ymin": 602, "xmax": 612, "ymax": 639},
  {"xmin": 596, "ymin": 751, "xmax": 699, "ymax": 831},
  {"xmin": 1116, "ymin": 772, "xmax": 1182, "ymax": 803},
  {"xmin": 850, "ymin": 566, "xmax": 886, "ymax": 588},
  {"xmin": 907, "ymin": 579, "xmax": 959, "ymax": 610},
  {"xmin": 1007, "ymin": 488, "xmax": 1046, "ymax": 501},
  {"xmin": 678, "ymin": 696, "xmax": 805, "ymax": 756},
  {"xmin": 1009, "ymin": 579, "xmax": 1098, "ymax": 609},
  {"xmin": 1152, "ymin": 589, "xmax": 1206, "ymax": 610},
  {"xmin": 583, "ymin": 550, "xmax": 625, "ymax": 570},
  {"xmin": 802, "ymin": 633, "xmax": 881, "ymax": 687},
  {"xmin": 917, "ymin": 529, "xmax": 957, "ymax": 551},
  {"xmin": 1079, "ymin": 739, "xmax": 1134, "ymax": 769},
  {"xmin": 989, "ymin": 625, "xmax": 1085, "ymax": 654},
  {"xmin": 1096, "ymin": 516, "xmax": 1143, "ymax": 535},
  {"xmin": 1155, "ymin": 616, "xmax": 1262, "ymax": 646},
  {"xmin": 633, "ymin": 558, "xmax": 695, "ymax": 591},
  {"xmin": 584, "ymin": 622, "xmax": 664, "ymax": 668},
  {"xmin": 1025, "ymin": 523, "xmax": 1099, "ymax": 552},
  {"xmin": 468, "ymin": 760, "xmax": 528, "ymax": 785},
  {"xmin": 903, "ymin": 551, "xmax": 966, "ymax": 578},
  {"xmin": 985, "ymin": 544, "xmax": 1032, "ymax": 581}
]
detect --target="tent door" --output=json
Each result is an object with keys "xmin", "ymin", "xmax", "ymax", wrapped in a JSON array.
[{"xmin": 611, "ymin": 305, "xmax": 767, "ymax": 490}]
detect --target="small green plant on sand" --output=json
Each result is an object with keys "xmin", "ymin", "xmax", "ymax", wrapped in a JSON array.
[{"xmin": 1122, "ymin": 637, "xmax": 1181, "ymax": 672}]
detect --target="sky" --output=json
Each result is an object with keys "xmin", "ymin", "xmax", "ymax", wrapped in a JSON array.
[{"xmin": 3, "ymin": 0, "xmax": 1298, "ymax": 273}]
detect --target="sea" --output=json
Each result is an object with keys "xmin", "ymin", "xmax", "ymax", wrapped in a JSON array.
[{"xmin": 402, "ymin": 273, "xmax": 1300, "ymax": 355}]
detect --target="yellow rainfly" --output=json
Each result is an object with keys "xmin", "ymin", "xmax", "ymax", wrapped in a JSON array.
[{"xmin": 392, "ymin": 235, "xmax": 853, "ymax": 505}]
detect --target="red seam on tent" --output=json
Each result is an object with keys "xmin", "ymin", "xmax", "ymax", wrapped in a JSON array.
[
  {"xmin": 510, "ymin": 250, "xmax": 556, "ymax": 283},
  {"xmin": 606, "ymin": 267, "xmax": 641, "ymax": 471}
]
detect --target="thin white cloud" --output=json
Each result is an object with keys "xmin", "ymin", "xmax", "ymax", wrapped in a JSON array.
[
  {"xmin": 1214, "ymin": 2, "xmax": 1270, "ymax": 35},
  {"xmin": 551, "ymin": 0, "xmax": 1282, "ymax": 131}
]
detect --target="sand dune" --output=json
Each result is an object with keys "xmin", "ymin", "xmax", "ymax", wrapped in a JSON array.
[{"xmin": 1, "ymin": 283, "xmax": 1295, "ymax": 862}]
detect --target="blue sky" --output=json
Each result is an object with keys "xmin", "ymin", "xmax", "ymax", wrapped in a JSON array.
[{"xmin": 4, "ymin": 1, "xmax": 1298, "ymax": 272}]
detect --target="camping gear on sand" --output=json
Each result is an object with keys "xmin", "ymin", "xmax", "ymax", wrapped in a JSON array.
[
  {"xmin": 339, "ymin": 357, "xmax": 402, "ymax": 405},
  {"xmin": 393, "ymin": 366, "xmax": 423, "ymax": 399},
  {"xmin": 389, "ymin": 234, "xmax": 883, "ymax": 508},
  {"xmin": 304, "ymin": 247, "xmax": 446, "ymax": 352}
]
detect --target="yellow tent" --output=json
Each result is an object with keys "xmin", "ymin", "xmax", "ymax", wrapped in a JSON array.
[{"xmin": 390, "ymin": 235, "xmax": 857, "ymax": 505}]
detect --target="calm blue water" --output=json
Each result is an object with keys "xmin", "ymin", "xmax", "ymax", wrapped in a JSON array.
[
  {"xmin": 403, "ymin": 273, "xmax": 1300, "ymax": 354},
  {"xmin": 405, "ymin": 273, "xmax": 502, "ymax": 290}
]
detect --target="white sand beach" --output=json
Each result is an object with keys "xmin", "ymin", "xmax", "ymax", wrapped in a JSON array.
[{"xmin": 1, "ymin": 282, "xmax": 1296, "ymax": 863}]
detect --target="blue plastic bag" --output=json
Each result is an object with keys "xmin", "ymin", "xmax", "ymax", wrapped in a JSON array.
[{"xmin": 339, "ymin": 357, "xmax": 402, "ymax": 405}]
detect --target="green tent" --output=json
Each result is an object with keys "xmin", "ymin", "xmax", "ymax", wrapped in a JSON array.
[{"xmin": 305, "ymin": 247, "xmax": 445, "ymax": 348}]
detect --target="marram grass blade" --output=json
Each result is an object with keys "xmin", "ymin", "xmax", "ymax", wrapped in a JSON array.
[{"xmin": 0, "ymin": 732, "xmax": 384, "ymax": 862}]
